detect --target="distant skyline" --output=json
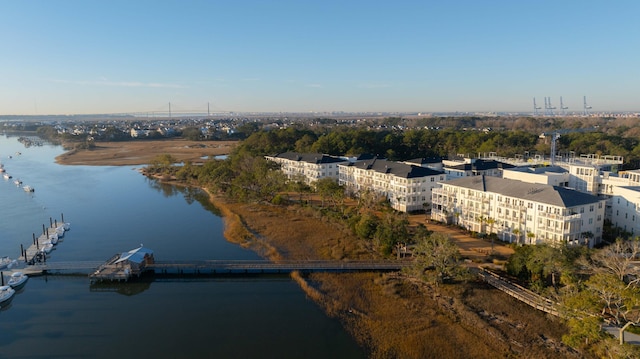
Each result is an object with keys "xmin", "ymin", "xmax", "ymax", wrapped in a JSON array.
[{"xmin": 1, "ymin": 1, "xmax": 639, "ymax": 115}]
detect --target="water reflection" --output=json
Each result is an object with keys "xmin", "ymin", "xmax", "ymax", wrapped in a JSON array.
[
  {"xmin": 90, "ymin": 280, "xmax": 152, "ymax": 296},
  {"xmin": 145, "ymin": 177, "xmax": 222, "ymax": 216}
]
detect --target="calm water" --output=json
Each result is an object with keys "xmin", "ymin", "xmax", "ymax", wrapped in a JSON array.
[{"xmin": 0, "ymin": 135, "xmax": 364, "ymax": 359}]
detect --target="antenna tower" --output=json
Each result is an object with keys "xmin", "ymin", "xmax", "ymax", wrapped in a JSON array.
[
  {"xmin": 583, "ymin": 96, "xmax": 592, "ymax": 116},
  {"xmin": 550, "ymin": 132, "xmax": 560, "ymax": 166}
]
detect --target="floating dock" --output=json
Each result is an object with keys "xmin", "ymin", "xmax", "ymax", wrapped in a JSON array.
[{"xmin": 18, "ymin": 215, "xmax": 70, "ymax": 265}]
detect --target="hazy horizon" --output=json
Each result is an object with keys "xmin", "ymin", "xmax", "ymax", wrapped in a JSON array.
[{"xmin": 2, "ymin": 1, "xmax": 639, "ymax": 115}]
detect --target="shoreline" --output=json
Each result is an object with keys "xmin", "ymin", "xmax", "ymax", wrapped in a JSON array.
[
  {"xmin": 196, "ymin": 187, "xmax": 577, "ymax": 358},
  {"xmin": 58, "ymin": 140, "xmax": 579, "ymax": 358}
]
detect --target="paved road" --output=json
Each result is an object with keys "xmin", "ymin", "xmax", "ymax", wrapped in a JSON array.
[{"xmin": 604, "ymin": 325, "xmax": 640, "ymax": 345}]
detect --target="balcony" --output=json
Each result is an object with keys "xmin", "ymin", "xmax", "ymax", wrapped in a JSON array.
[{"xmin": 538, "ymin": 211, "xmax": 581, "ymax": 221}]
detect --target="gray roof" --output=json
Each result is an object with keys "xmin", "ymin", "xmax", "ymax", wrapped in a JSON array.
[
  {"xmin": 442, "ymin": 175, "xmax": 601, "ymax": 207},
  {"xmin": 271, "ymin": 152, "xmax": 347, "ymax": 164},
  {"xmin": 446, "ymin": 159, "xmax": 515, "ymax": 171},
  {"xmin": 404, "ymin": 157, "xmax": 443, "ymax": 165},
  {"xmin": 343, "ymin": 157, "xmax": 443, "ymax": 178},
  {"xmin": 504, "ymin": 166, "xmax": 568, "ymax": 175}
]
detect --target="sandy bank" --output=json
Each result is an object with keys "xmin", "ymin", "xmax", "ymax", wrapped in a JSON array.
[{"xmin": 55, "ymin": 139, "xmax": 237, "ymax": 166}]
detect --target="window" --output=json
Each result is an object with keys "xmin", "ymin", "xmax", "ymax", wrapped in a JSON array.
[{"xmin": 590, "ymin": 205, "xmax": 594, "ymax": 212}]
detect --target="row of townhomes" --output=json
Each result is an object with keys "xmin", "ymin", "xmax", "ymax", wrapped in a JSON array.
[{"xmin": 266, "ymin": 151, "xmax": 638, "ymax": 248}]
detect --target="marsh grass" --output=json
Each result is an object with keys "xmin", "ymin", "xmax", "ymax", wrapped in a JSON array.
[{"xmin": 212, "ymin": 197, "xmax": 585, "ymax": 358}]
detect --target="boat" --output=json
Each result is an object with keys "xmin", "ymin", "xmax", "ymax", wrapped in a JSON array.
[
  {"xmin": 55, "ymin": 225, "xmax": 65, "ymax": 238},
  {"xmin": 7, "ymin": 272, "xmax": 28, "ymax": 289},
  {"xmin": 40, "ymin": 241, "xmax": 54, "ymax": 254},
  {"xmin": 23, "ymin": 185, "xmax": 34, "ymax": 192},
  {"xmin": 63, "ymin": 222, "xmax": 71, "ymax": 231},
  {"xmin": 50, "ymin": 232, "xmax": 59, "ymax": 243},
  {"xmin": 48, "ymin": 232, "xmax": 59, "ymax": 245},
  {"xmin": 0, "ymin": 285, "xmax": 15, "ymax": 307},
  {"xmin": 0, "ymin": 257, "xmax": 12, "ymax": 270},
  {"xmin": 3, "ymin": 173, "xmax": 11, "ymax": 180},
  {"xmin": 13, "ymin": 179, "xmax": 22, "ymax": 186}
]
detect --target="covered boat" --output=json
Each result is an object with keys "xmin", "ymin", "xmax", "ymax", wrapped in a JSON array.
[
  {"xmin": 0, "ymin": 257, "xmax": 12, "ymax": 270},
  {"xmin": 8, "ymin": 272, "xmax": 28, "ymax": 289},
  {"xmin": 0, "ymin": 285, "xmax": 15, "ymax": 307}
]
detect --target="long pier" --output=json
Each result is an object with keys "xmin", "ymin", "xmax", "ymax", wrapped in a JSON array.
[
  {"xmin": 148, "ymin": 260, "xmax": 412, "ymax": 274},
  {"xmin": 21, "ymin": 259, "xmax": 412, "ymax": 278}
]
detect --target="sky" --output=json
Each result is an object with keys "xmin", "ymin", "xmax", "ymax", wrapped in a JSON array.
[{"xmin": 1, "ymin": 0, "xmax": 639, "ymax": 115}]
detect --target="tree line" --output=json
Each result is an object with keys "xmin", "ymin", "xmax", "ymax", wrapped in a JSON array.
[{"xmin": 506, "ymin": 240, "xmax": 640, "ymax": 357}]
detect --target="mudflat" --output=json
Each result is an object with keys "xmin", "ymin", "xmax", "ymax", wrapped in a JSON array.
[{"xmin": 55, "ymin": 139, "xmax": 238, "ymax": 166}]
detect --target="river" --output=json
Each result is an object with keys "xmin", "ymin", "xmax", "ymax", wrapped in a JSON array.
[{"xmin": 0, "ymin": 134, "xmax": 364, "ymax": 358}]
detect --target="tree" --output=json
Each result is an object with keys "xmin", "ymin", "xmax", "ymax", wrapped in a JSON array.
[
  {"xmin": 526, "ymin": 231, "xmax": 536, "ymax": 244},
  {"xmin": 512, "ymin": 228, "xmax": 521, "ymax": 245},
  {"xmin": 181, "ymin": 126, "xmax": 202, "ymax": 140},
  {"xmin": 587, "ymin": 238, "xmax": 640, "ymax": 283},
  {"xmin": 314, "ymin": 178, "xmax": 342, "ymax": 208},
  {"xmin": 486, "ymin": 217, "xmax": 496, "ymax": 254},
  {"xmin": 410, "ymin": 232, "xmax": 468, "ymax": 289}
]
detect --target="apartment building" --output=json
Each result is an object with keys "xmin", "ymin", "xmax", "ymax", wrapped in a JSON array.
[
  {"xmin": 431, "ymin": 175, "xmax": 606, "ymax": 247},
  {"xmin": 265, "ymin": 152, "xmax": 347, "ymax": 185},
  {"xmin": 339, "ymin": 157, "xmax": 445, "ymax": 212},
  {"xmin": 502, "ymin": 166, "xmax": 570, "ymax": 187},
  {"xmin": 442, "ymin": 158, "xmax": 514, "ymax": 179}
]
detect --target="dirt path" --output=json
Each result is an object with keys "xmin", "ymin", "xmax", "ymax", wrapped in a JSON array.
[{"xmin": 408, "ymin": 214, "xmax": 514, "ymax": 262}]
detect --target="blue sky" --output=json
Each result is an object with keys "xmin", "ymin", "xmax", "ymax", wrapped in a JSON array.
[{"xmin": 1, "ymin": 0, "xmax": 638, "ymax": 115}]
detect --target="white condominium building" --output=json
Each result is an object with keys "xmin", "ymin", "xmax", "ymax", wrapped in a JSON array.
[
  {"xmin": 431, "ymin": 175, "xmax": 606, "ymax": 247},
  {"xmin": 339, "ymin": 157, "xmax": 445, "ymax": 212},
  {"xmin": 265, "ymin": 152, "xmax": 347, "ymax": 185}
]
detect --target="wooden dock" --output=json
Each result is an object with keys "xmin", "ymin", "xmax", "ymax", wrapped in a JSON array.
[
  {"xmin": 86, "ymin": 259, "xmax": 412, "ymax": 283},
  {"xmin": 19, "ymin": 216, "xmax": 69, "ymax": 265},
  {"xmin": 148, "ymin": 260, "xmax": 412, "ymax": 274}
]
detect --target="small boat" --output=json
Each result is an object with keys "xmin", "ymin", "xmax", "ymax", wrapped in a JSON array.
[
  {"xmin": 23, "ymin": 185, "xmax": 34, "ymax": 192},
  {"xmin": 40, "ymin": 242, "xmax": 54, "ymax": 254},
  {"xmin": 13, "ymin": 179, "xmax": 22, "ymax": 186},
  {"xmin": 3, "ymin": 173, "xmax": 11, "ymax": 180},
  {"xmin": 0, "ymin": 257, "xmax": 11, "ymax": 270},
  {"xmin": 56, "ymin": 225, "xmax": 65, "ymax": 238},
  {"xmin": 63, "ymin": 222, "xmax": 71, "ymax": 231},
  {"xmin": 0, "ymin": 285, "xmax": 15, "ymax": 307},
  {"xmin": 7, "ymin": 272, "xmax": 28, "ymax": 289},
  {"xmin": 48, "ymin": 233, "xmax": 59, "ymax": 245}
]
